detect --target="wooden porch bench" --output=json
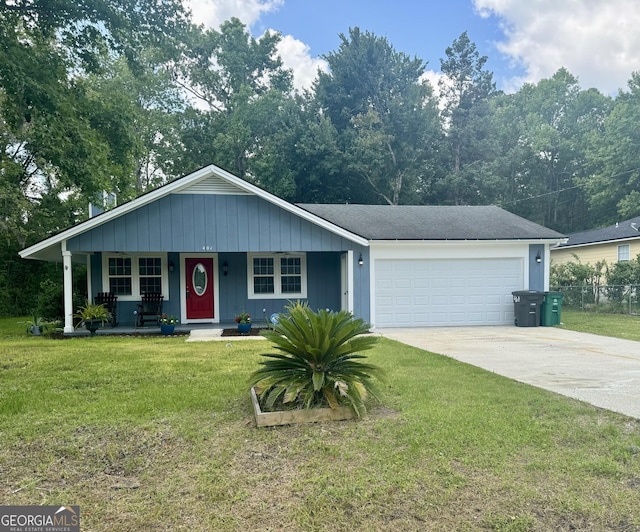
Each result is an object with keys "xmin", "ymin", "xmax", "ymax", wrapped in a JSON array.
[
  {"xmin": 94, "ymin": 292, "xmax": 118, "ymax": 327},
  {"xmin": 136, "ymin": 293, "xmax": 164, "ymax": 327}
]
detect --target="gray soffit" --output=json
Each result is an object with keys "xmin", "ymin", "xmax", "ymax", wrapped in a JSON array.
[
  {"xmin": 556, "ymin": 215, "xmax": 640, "ymax": 247},
  {"xmin": 296, "ymin": 204, "xmax": 565, "ymax": 241}
]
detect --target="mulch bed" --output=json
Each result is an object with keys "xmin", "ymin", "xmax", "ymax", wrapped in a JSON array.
[{"xmin": 221, "ymin": 327, "xmax": 267, "ymax": 337}]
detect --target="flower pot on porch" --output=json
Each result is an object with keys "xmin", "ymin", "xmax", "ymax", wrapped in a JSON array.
[
  {"xmin": 237, "ymin": 322, "xmax": 251, "ymax": 334},
  {"xmin": 160, "ymin": 324, "xmax": 175, "ymax": 335},
  {"xmin": 84, "ymin": 318, "xmax": 102, "ymax": 336}
]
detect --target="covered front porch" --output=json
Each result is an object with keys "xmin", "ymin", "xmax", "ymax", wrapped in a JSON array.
[
  {"xmin": 61, "ymin": 247, "xmax": 369, "ymax": 334},
  {"xmin": 20, "ymin": 165, "xmax": 372, "ymax": 334}
]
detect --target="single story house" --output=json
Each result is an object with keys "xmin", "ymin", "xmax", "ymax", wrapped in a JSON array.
[
  {"xmin": 19, "ymin": 164, "xmax": 565, "ymax": 333},
  {"xmin": 550, "ymin": 216, "xmax": 640, "ymax": 268}
]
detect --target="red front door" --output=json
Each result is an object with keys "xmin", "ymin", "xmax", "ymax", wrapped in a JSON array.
[{"xmin": 185, "ymin": 258, "xmax": 215, "ymax": 320}]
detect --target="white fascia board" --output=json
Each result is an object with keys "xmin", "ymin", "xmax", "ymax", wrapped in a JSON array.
[
  {"xmin": 20, "ymin": 164, "xmax": 368, "ymax": 260},
  {"xmin": 551, "ymin": 236, "xmax": 639, "ymax": 250},
  {"xmin": 371, "ymin": 238, "xmax": 566, "ymax": 248}
]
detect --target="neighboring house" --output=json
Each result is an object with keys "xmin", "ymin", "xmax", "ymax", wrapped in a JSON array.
[
  {"xmin": 550, "ymin": 216, "xmax": 640, "ymax": 268},
  {"xmin": 19, "ymin": 164, "xmax": 565, "ymax": 333}
]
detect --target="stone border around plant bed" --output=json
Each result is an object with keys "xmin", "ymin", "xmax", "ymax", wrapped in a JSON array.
[{"xmin": 250, "ymin": 387, "xmax": 354, "ymax": 427}]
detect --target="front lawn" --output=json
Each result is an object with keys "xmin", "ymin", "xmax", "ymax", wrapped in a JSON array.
[
  {"xmin": 1, "ymin": 319, "xmax": 640, "ymax": 530},
  {"xmin": 559, "ymin": 309, "xmax": 640, "ymax": 341}
]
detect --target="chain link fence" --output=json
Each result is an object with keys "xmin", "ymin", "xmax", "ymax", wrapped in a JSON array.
[{"xmin": 550, "ymin": 285, "xmax": 640, "ymax": 314}]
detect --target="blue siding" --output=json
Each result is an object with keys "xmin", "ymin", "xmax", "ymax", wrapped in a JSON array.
[
  {"xmin": 88, "ymin": 251, "xmax": 180, "ymax": 326},
  {"xmin": 77, "ymin": 194, "xmax": 371, "ymax": 324},
  {"xmin": 217, "ymin": 251, "xmax": 344, "ymax": 324},
  {"xmin": 90, "ymin": 252, "xmax": 102, "ymax": 297},
  {"xmin": 353, "ymin": 248, "xmax": 370, "ymax": 322},
  {"xmin": 306, "ymin": 252, "xmax": 341, "ymax": 311},
  {"xmin": 529, "ymin": 244, "xmax": 544, "ymax": 291},
  {"xmin": 68, "ymin": 194, "xmax": 359, "ymax": 253},
  {"xmin": 89, "ymin": 249, "xmax": 370, "ymax": 325}
]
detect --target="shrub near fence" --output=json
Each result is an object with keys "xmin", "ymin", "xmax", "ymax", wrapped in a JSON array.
[{"xmin": 551, "ymin": 284, "xmax": 640, "ymax": 314}]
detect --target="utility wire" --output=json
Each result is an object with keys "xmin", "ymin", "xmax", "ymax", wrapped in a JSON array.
[{"xmin": 499, "ymin": 167, "xmax": 640, "ymax": 206}]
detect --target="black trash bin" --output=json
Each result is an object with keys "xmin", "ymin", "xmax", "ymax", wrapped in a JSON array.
[
  {"xmin": 540, "ymin": 291, "xmax": 564, "ymax": 326},
  {"xmin": 512, "ymin": 290, "xmax": 544, "ymax": 327}
]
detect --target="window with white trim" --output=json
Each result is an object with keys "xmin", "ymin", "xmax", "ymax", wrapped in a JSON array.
[
  {"xmin": 102, "ymin": 254, "xmax": 169, "ymax": 300},
  {"xmin": 248, "ymin": 253, "xmax": 307, "ymax": 299},
  {"xmin": 138, "ymin": 257, "xmax": 163, "ymax": 293},
  {"xmin": 618, "ymin": 244, "xmax": 630, "ymax": 262},
  {"xmin": 108, "ymin": 256, "xmax": 132, "ymax": 295}
]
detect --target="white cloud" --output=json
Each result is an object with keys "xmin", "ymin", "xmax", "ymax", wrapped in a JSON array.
[
  {"xmin": 276, "ymin": 35, "xmax": 328, "ymax": 92},
  {"xmin": 420, "ymin": 70, "xmax": 447, "ymax": 107},
  {"xmin": 184, "ymin": 0, "xmax": 283, "ymax": 29},
  {"xmin": 474, "ymin": 0, "xmax": 640, "ymax": 94},
  {"xmin": 183, "ymin": 0, "xmax": 323, "ymax": 91}
]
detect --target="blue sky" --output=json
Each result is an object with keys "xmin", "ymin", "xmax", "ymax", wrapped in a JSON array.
[
  {"xmin": 256, "ymin": 1, "xmax": 517, "ymax": 80},
  {"xmin": 187, "ymin": 0, "xmax": 640, "ymax": 95}
]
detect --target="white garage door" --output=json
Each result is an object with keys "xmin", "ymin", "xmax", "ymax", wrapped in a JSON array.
[{"xmin": 375, "ymin": 258, "xmax": 523, "ymax": 327}]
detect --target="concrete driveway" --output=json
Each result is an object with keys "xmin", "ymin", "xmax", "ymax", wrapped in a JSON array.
[{"xmin": 379, "ymin": 326, "xmax": 640, "ymax": 420}]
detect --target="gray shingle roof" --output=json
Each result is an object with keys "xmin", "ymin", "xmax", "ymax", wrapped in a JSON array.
[
  {"xmin": 556, "ymin": 215, "xmax": 640, "ymax": 247},
  {"xmin": 296, "ymin": 204, "xmax": 565, "ymax": 240}
]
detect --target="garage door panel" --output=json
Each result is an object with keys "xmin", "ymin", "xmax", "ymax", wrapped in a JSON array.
[
  {"xmin": 432, "ymin": 295, "xmax": 448, "ymax": 305},
  {"xmin": 375, "ymin": 258, "xmax": 523, "ymax": 327}
]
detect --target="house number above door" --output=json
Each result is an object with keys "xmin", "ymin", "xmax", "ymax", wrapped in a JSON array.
[{"xmin": 192, "ymin": 263, "xmax": 207, "ymax": 296}]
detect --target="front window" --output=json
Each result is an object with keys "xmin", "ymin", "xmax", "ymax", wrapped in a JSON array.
[
  {"xmin": 103, "ymin": 254, "xmax": 168, "ymax": 300},
  {"xmin": 253, "ymin": 257, "xmax": 275, "ymax": 294},
  {"xmin": 618, "ymin": 244, "xmax": 630, "ymax": 262},
  {"xmin": 139, "ymin": 257, "xmax": 162, "ymax": 294},
  {"xmin": 248, "ymin": 253, "xmax": 307, "ymax": 299},
  {"xmin": 108, "ymin": 257, "xmax": 132, "ymax": 295},
  {"xmin": 280, "ymin": 257, "xmax": 302, "ymax": 294}
]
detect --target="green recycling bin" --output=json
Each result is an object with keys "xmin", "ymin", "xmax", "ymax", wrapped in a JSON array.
[{"xmin": 540, "ymin": 291, "xmax": 564, "ymax": 326}]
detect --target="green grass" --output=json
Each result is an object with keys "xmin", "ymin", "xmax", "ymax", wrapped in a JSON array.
[
  {"xmin": 559, "ymin": 309, "xmax": 640, "ymax": 341},
  {"xmin": 1, "ymin": 316, "xmax": 640, "ymax": 530}
]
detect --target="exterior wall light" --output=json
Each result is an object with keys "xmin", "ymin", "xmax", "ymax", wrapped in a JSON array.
[
  {"xmin": 535, "ymin": 251, "xmax": 542, "ymax": 264},
  {"xmin": 358, "ymin": 253, "xmax": 364, "ymax": 266},
  {"xmin": 223, "ymin": 262, "xmax": 229, "ymax": 276},
  {"xmin": 168, "ymin": 261, "xmax": 174, "ymax": 272}
]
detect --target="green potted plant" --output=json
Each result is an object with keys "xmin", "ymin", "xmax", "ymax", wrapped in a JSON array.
[
  {"xmin": 26, "ymin": 310, "xmax": 44, "ymax": 336},
  {"xmin": 159, "ymin": 314, "xmax": 178, "ymax": 335},
  {"xmin": 235, "ymin": 311, "xmax": 251, "ymax": 334},
  {"xmin": 75, "ymin": 301, "xmax": 111, "ymax": 336},
  {"xmin": 249, "ymin": 302, "xmax": 383, "ymax": 426}
]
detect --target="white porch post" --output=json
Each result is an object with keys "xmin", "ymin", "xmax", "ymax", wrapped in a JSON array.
[
  {"xmin": 347, "ymin": 249, "xmax": 354, "ymax": 314},
  {"xmin": 62, "ymin": 247, "xmax": 74, "ymax": 333}
]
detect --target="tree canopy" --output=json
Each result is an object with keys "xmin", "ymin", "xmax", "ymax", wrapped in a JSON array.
[{"xmin": 2, "ymin": 4, "xmax": 640, "ymax": 314}]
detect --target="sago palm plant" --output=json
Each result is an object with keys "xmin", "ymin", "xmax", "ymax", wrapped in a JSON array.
[{"xmin": 250, "ymin": 302, "xmax": 382, "ymax": 418}]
